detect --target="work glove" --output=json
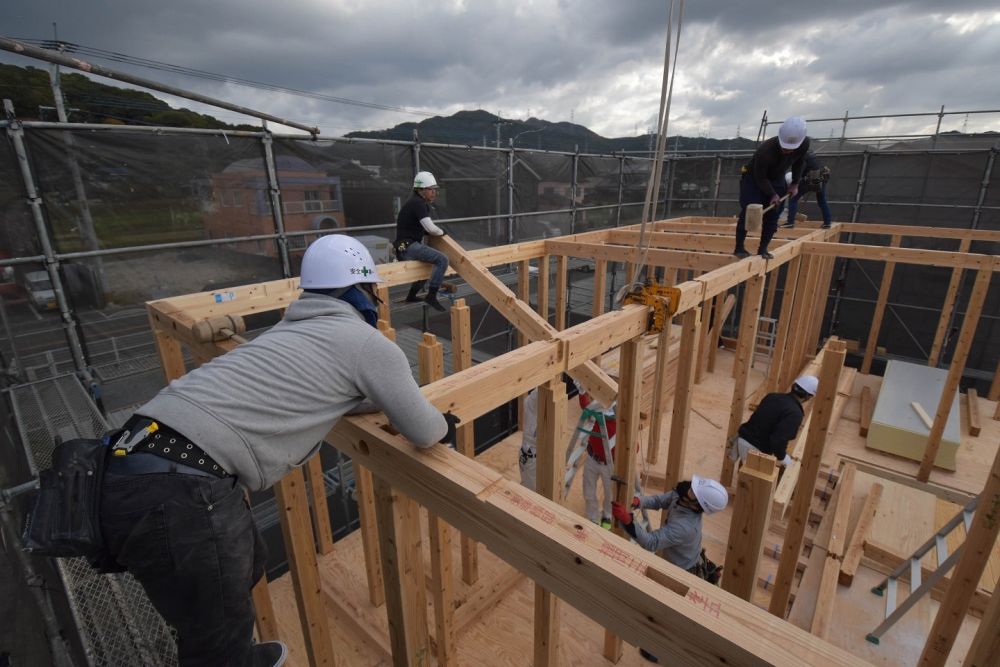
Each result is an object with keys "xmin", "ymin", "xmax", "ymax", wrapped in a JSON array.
[
  {"xmin": 611, "ymin": 501, "xmax": 633, "ymax": 526},
  {"xmin": 439, "ymin": 412, "xmax": 461, "ymax": 448},
  {"xmin": 781, "ymin": 454, "xmax": 793, "ymax": 467},
  {"xmin": 631, "ymin": 495, "xmax": 641, "ymax": 510},
  {"xmin": 787, "ymin": 183, "xmax": 799, "ymax": 198}
]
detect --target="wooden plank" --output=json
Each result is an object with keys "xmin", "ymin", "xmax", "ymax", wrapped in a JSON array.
[
  {"xmin": 927, "ymin": 238, "xmax": 970, "ymax": 367},
  {"xmin": 592, "ymin": 259, "xmax": 607, "ymax": 321},
  {"xmin": 251, "ymin": 578, "xmax": 279, "ymax": 642},
  {"xmin": 859, "ymin": 386, "xmax": 874, "ymax": 437},
  {"xmin": 517, "ymin": 261, "xmax": 531, "ymax": 430},
  {"xmin": 555, "ymin": 255, "xmax": 568, "ymax": 331},
  {"xmin": 377, "ymin": 319, "xmax": 396, "ymax": 342},
  {"xmin": 769, "ymin": 340, "xmax": 846, "ymax": 618},
  {"xmin": 607, "ymin": 229, "xmax": 793, "ymax": 254},
  {"xmin": 331, "ymin": 413, "xmax": 871, "ymax": 667},
  {"xmin": 839, "ymin": 483, "xmax": 884, "ymax": 586},
  {"xmin": 663, "ymin": 307, "xmax": 702, "ymax": 491},
  {"xmin": 695, "ymin": 295, "xmax": 713, "ymax": 384},
  {"xmin": 706, "ymin": 292, "xmax": 731, "ymax": 374},
  {"xmin": 861, "ymin": 235, "xmax": 901, "ymax": 374},
  {"xmin": 537, "ymin": 255, "xmax": 549, "ymax": 322},
  {"xmin": 802, "ymin": 240, "xmax": 996, "ymax": 270},
  {"xmin": 646, "ymin": 321, "xmax": 676, "ymax": 466},
  {"xmin": 782, "ymin": 256, "xmax": 821, "ymax": 390},
  {"xmin": 837, "ymin": 222, "xmax": 1000, "ymax": 242},
  {"xmin": 546, "ymin": 239, "xmax": 734, "ymax": 272},
  {"xmin": 919, "ymin": 441, "xmax": 1000, "ymax": 666},
  {"xmin": 371, "ymin": 476, "xmax": 430, "ymax": 667},
  {"xmin": 965, "ymin": 577, "xmax": 1000, "ymax": 667},
  {"xmin": 722, "ymin": 451, "xmax": 779, "ymax": 601},
  {"xmin": 305, "ymin": 454, "xmax": 335, "ymax": 555},
  {"xmin": 763, "ymin": 265, "xmax": 780, "ymax": 320},
  {"xmin": 149, "ymin": 323, "xmax": 187, "ymax": 383},
  {"xmin": 809, "ymin": 556, "xmax": 841, "ymax": 639},
  {"xmin": 376, "ymin": 285, "xmax": 391, "ymax": 325},
  {"xmin": 534, "ymin": 378, "xmax": 568, "ymax": 667},
  {"xmin": 766, "ymin": 257, "xmax": 802, "ymax": 394},
  {"xmin": 721, "ymin": 273, "xmax": 766, "ymax": 487},
  {"xmin": 827, "ymin": 464, "xmax": 857, "ymax": 559},
  {"xmin": 604, "ymin": 337, "xmax": 645, "ymax": 663},
  {"xmin": 966, "ymin": 389, "xmax": 982, "ymax": 437},
  {"xmin": 449, "ymin": 298, "xmax": 479, "ymax": 586},
  {"xmin": 990, "ymin": 357, "xmax": 1000, "ymax": 402},
  {"xmin": 273, "ymin": 469, "xmax": 336, "ymax": 666},
  {"xmin": 918, "ymin": 268, "xmax": 991, "ymax": 481},
  {"xmin": 911, "ymin": 400, "xmax": 935, "ymax": 430},
  {"xmin": 805, "ymin": 256, "xmax": 835, "ymax": 358},
  {"xmin": 354, "ymin": 464, "xmax": 384, "ymax": 607}
]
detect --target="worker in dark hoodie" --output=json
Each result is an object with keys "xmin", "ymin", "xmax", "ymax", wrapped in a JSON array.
[
  {"xmin": 97, "ymin": 234, "xmax": 458, "ymax": 667},
  {"xmin": 733, "ymin": 116, "xmax": 810, "ymax": 260}
]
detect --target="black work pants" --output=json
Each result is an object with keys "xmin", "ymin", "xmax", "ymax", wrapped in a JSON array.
[
  {"xmin": 735, "ymin": 174, "xmax": 787, "ymax": 253},
  {"xmin": 99, "ymin": 472, "xmax": 266, "ymax": 667}
]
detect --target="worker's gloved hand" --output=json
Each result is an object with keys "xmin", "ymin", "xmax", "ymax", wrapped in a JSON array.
[
  {"xmin": 788, "ymin": 183, "xmax": 799, "ymax": 198},
  {"xmin": 573, "ymin": 379, "xmax": 586, "ymax": 395},
  {"xmin": 439, "ymin": 412, "xmax": 461, "ymax": 447},
  {"xmin": 631, "ymin": 495, "xmax": 641, "ymax": 510},
  {"xmin": 769, "ymin": 193, "xmax": 781, "ymax": 208},
  {"xmin": 674, "ymin": 480, "xmax": 692, "ymax": 499},
  {"xmin": 611, "ymin": 501, "xmax": 633, "ymax": 526},
  {"xmin": 781, "ymin": 454, "xmax": 793, "ymax": 467}
]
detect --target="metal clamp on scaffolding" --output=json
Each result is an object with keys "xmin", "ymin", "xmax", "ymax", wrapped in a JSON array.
[{"xmin": 623, "ymin": 283, "xmax": 681, "ymax": 333}]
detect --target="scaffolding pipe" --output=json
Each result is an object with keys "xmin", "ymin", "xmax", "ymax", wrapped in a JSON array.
[
  {"xmin": 0, "ymin": 37, "xmax": 320, "ymax": 135},
  {"xmin": 261, "ymin": 127, "xmax": 292, "ymax": 277}
]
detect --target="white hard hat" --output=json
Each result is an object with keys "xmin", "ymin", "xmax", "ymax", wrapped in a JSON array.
[
  {"xmin": 778, "ymin": 117, "xmax": 807, "ymax": 150},
  {"xmin": 300, "ymin": 235, "xmax": 381, "ymax": 289},
  {"xmin": 691, "ymin": 474, "xmax": 728, "ymax": 515},
  {"xmin": 793, "ymin": 375, "xmax": 819, "ymax": 396},
  {"xmin": 413, "ymin": 171, "xmax": 439, "ymax": 189}
]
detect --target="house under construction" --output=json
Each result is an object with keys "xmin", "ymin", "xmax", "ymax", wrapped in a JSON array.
[{"xmin": 0, "ymin": 38, "xmax": 998, "ymax": 667}]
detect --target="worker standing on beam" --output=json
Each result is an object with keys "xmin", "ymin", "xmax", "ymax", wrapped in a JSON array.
[
  {"xmin": 394, "ymin": 171, "xmax": 450, "ymax": 312},
  {"xmin": 780, "ymin": 151, "xmax": 832, "ymax": 229},
  {"xmin": 612, "ymin": 476, "xmax": 728, "ymax": 663},
  {"xmin": 95, "ymin": 234, "xmax": 459, "ymax": 667},
  {"xmin": 729, "ymin": 375, "xmax": 819, "ymax": 468},
  {"xmin": 733, "ymin": 116, "xmax": 810, "ymax": 260}
]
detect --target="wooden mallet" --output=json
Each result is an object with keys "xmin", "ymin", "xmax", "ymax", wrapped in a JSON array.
[
  {"xmin": 745, "ymin": 193, "xmax": 790, "ymax": 233},
  {"xmin": 191, "ymin": 314, "xmax": 248, "ymax": 345}
]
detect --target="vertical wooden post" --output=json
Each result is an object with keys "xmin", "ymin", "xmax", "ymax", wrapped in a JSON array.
[
  {"xmin": 721, "ymin": 272, "xmax": 766, "ymax": 488},
  {"xmin": 860, "ymin": 235, "xmax": 901, "ymax": 374},
  {"xmin": 150, "ymin": 325, "xmax": 187, "ymax": 383},
  {"xmin": 919, "ymin": 440, "xmax": 1000, "ymax": 667},
  {"xmin": 376, "ymin": 284, "xmax": 391, "ymax": 326},
  {"xmin": 354, "ymin": 464, "xmax": 384, "ymax": 606},
  {"xmin": 533, "ymin": 378, "xmax": 568, "ymax": 667},
  {"xmin": 645, "ymin": 321, "xmax": 677, "ymax": 466},
  {"xmin": 782, "ymin": 256, "xmax": 820, "ymax": 389},
  {"xmin": 763, "ymin": 265, "xmax": 780, "ymax": 320},
  {"xmin": 274, "ymin": 468, "xmax": 336, "ymax": 666},
  {"xmin": 603, "ymin": 337, "xmax": 644, "ymax": 663},
  {"xmin": 662, "ymin": 307, "xmax": 702, "ymax": 493},
  {"xmin": 418, "ymin": 333, "xmax": 456, "ymax": 666},
  {"xmin": 377, "ymin": 319, "xmax": 396, "ymax": 342},
  {"xmin": 722, "ymin": 451, "xmax": 778, "ymax": 601},
  {"xmin": 804, "ymin": 257, "xmax": 835, "ymax": 355},
  {"xmin": 305, "ymin": 454, "xmax": 335, "ymax": 555},
  {"xmin": 706, "ymin": 291, "xmax": 726, "ymax": 374},
  {"xmin": 928, "ymin": 238, "xmax": 970, "ymax": 368},
  {"xmin": 918, "ymin": 268, "xmax": 991, "ymax": 481},
  {"xmin": 536, "ymin": 256, "xmax": 550, "ymax": 323},
  {"xmin": 554, "ymin": 255, "xmax": 568, "ymax": 330},
  {"xmin": 250, "ymin": 579, "xmax": 280, "ymax": 642},
  {"xmin": 987, "ymin": 357, "xmax": 1000, "ymax": 403},
  {"xmin": 592, "ymin": 259, "xmax": 607, "ymax": 318},
  {"xmin": 372, "ymin": 476, "xmax": 431, "ymax": 667},
  {"xmin": 766, "ymin": 257, "xmax": 802, "ymax": 394},
  {"xmin": 768, "ymin": 340, "xmax": 846, "ymax": 618},
  {"xmin": 694, "ymin": 295, "xmax": 713, "ymax": 384},
  {"xmin": 449, "ymin": 298, "xmax": 479, "ymax": 585},
  {"xmin": 965, "ymin": 561, "xmax": 1000, "ymax": 667},
  {"xmin": 518, "ymin": 261, "xmax": 531, "ymax": 431}
]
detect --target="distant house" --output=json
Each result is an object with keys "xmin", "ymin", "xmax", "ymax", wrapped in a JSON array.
[{"xmin": 205, "ymin": 155, "xmax": 345, "ymax": 259}]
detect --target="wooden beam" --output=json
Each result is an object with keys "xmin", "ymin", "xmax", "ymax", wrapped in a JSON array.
[
  {"xmin": 592, "ymin": 258, "xmax": 607, "ymax": 318},
  {"xmin": 663, "ymin": 308, "xmax": 702, "ymax": 492},
  {"xmin": 839, "ymin": 483, "xmax": 883, "ymax": 586},
  {"xmin": 251, "ymin": 578, "xmax": 279, "ymax": 642},
  {"xmin": 354, "ymin": 464, "xmax": 384, "ymax": 607},
  {"xmin": 606, "ymin": 229, "xmax": 792, "ymax": 254},
  {"xmin": 918, "ymin": 268, "xmax": 991, "ymax": 481},
  {"xmin": 989, "ymin": 357, "xmax": 1000, "ymax": 402},
  {"xmin": 706, "ymin": 292, "xmax": 731, "ymax": 374},
  {"xmin": 826, "ymin": 464, "xmax": 856, "ymax": 559},
  {"xmin": 722, "ymin": 451, "xmax": 779, "ymax": 601},
  {"xmin": 858, "ymin": 386, "xmax": 874, "ymax": 437},
  {"xmin": 769, "ymin": 340, "xmax": 846, "ymax": 618},
  {"xmin": 376, "ymin": 285, "xmax": 391, "ymax": 325},
  {"xmin": 802, "ymin": 240, "xmax": 996, "ymax": 270},
  {"xmin": 534, "ymin": 378, "xmax": 568, "ymax": 667},
  {"xmin": 305, "ymin": 454, "xmax": 335, "ymax": 555},
  {"xmin": 837, "ymin": 222, "xmax": 1000, "ymax": 242},
  {"xmin": 273, "ymin": 468, "xmax": 336, "ymax": 666},
  {"xmin": 918, "ymin": 440, "xmax": 1000, "ymax": 666},
  {"xmin": 449, "ymin": 298, "xmax": 479, "ymax": 585},
  {"xmin": 555, "ymin": 255, "xmax": 568, "ymax": 331},
  {"xmin": 377, "ymin": 319, "xmax": 396, "ymax": 342},
  {"xmin": 418, "ymin": 333, "xmax": 456, "ymax": 667},
  {"xmin": 810, "ymin": 556, "xmax": 841, "ymax": 640},
  {"xmin": 966, "ymin": 389, "xmax": 982, "ymax": 437},
  {"xmin": 330, "ymin": 412, "xmax": 870, "ymax": 666},
  {"xmin": 861, "ymin": 235, "xmax": 901, "ymax": 374},
  {"xmin": 722, "ymin": 273, "xmax": 766, "ymax": 487},
  {"xmin": 646, "ymin": 321, "xmax": 676, "ymax": 467},
  {"xmin": 695, "ymin": 295, "xmax": 713, "ymax": 384},
  {"xmin": 766, "ymin": 257, "xmax": 802, "ymax": 394},
  {"xmin": 965, "ymin": 570, "xmax": 1000, "ymax": 667},
  {"xmin": 372, "ymin": 476, "xmax": 431, "ymax": 667},
  {"xmin": 546, "ymin": 239, "xmax": 734, "ymax": 272},
  {"xmin": 605, "ymin": 337, "xmax": 645, "ymax": 663},
  {"xmin": 927, "ymin": 238, "xmax": 971, "ymax": 367},
  {"xmin": 537, "ymin": 255, "xmax": 550, "ymax": 322},
  {"xmin": 805, "ymin": 256, "xmax": 835, "ymax": 356},
  {"xmin": 763, "ymin": 265, "xmax": 780, "ymax": 320},
  {"xmin": 518, "ymin": 261, "xmax": 531, "ymax": 431}
]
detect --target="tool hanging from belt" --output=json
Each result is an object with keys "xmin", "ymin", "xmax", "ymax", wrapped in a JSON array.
[
  {"xmin": 393, "ymin": 238, "xmax": 416, "ymax": 259},
  {"xmin": 112, "ymin": 417, "xmax": 230, "ymax": 478}
]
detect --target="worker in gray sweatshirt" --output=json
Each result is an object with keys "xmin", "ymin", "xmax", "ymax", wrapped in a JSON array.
[{"xmin": 96, "ymin": 234, "xmax": 457, "ymax": 667}]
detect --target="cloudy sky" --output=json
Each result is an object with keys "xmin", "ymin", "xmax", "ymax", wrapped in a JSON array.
[{"xmin": 3, "ymin": 0, "xmax": 1000, "ymax": 140}]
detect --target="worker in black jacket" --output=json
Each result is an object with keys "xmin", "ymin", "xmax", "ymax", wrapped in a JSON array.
[
  {"xmin": 734, "ymin": 117, "xmax": 810, "ymax": 260},
  {"xmin": 781, "ymin": 151, "xmax": 832, "ymax": 229},
  {"xmin": 730, "ymin": 375, "xmax": 819, "ymax": 467}
]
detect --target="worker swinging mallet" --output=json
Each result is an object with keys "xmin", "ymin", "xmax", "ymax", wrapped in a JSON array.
[{"xmin": 745, "ymin": 193, "xmax": 790, "ymax": 234}]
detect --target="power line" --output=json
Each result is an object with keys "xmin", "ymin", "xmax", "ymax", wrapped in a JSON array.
[{"xmin": 12, "ymin": 38, "xmax": 438, "ymax": 118}]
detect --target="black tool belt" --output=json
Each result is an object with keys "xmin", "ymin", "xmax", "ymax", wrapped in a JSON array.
[
  {"xmin": 393, "ymin": 238, "xmax": 417, "ymax": 259},
  {"xmin": 115, "ymin": 417, "xmax": 230, "ymax": 478}
]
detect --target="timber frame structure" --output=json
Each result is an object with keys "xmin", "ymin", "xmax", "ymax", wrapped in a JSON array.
[{"xmin": 145, "ymin": 217, "xmax": 999, "ymax": 667}]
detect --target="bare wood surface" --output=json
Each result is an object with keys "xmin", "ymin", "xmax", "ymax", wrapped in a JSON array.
[
  {"xmin": 723, "ymin": 452, "xmax": 779, "ymax": 601},
  {"xmin": 305, "ymin": 454, "xmax": 335, "ymax": 555},
  {"xmin": 859, "ymin": 385, "xmax": 873, "ymax": 437},
  {"xmin": 965, "ymin": 575, "xmax": 1000, "ymax": 666},
  {"xmin": 839, "ymin": 483, "xmax": 884, "ymax": 586},
  {"xmin": 827, "ymin": 464, "xmax": 857, "ymax": 559},
  {"xmin": 663, "ymin": 308, "xmax": 702, "ymax": 491},
  {"xmin": 927, "ymin": 238, "xmax": 970, "ymax": 367},
  {"xmin": 966, "ymin": 389, "xmax": 982, "ymax": 437},
  {"xmin": 449, "ymin": 298, "xmax": 479, "ymax": 585}
]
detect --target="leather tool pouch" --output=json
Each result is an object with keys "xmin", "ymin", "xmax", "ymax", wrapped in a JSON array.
[{"xmin": 23, "ymin": 438, "xmax": 109, "ymax": 559}]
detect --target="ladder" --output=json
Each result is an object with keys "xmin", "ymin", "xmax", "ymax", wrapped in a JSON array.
[
  {"xmin": 563, "ymin": 405, "xmax": 612, "ymax": 498},
  {"xmin": 865, "ymin": 495, "xmax": 979, "ymax": 644},
  {"xmin": 753, "ymin": 316, "xmax": 778, "ymax": 371}
]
